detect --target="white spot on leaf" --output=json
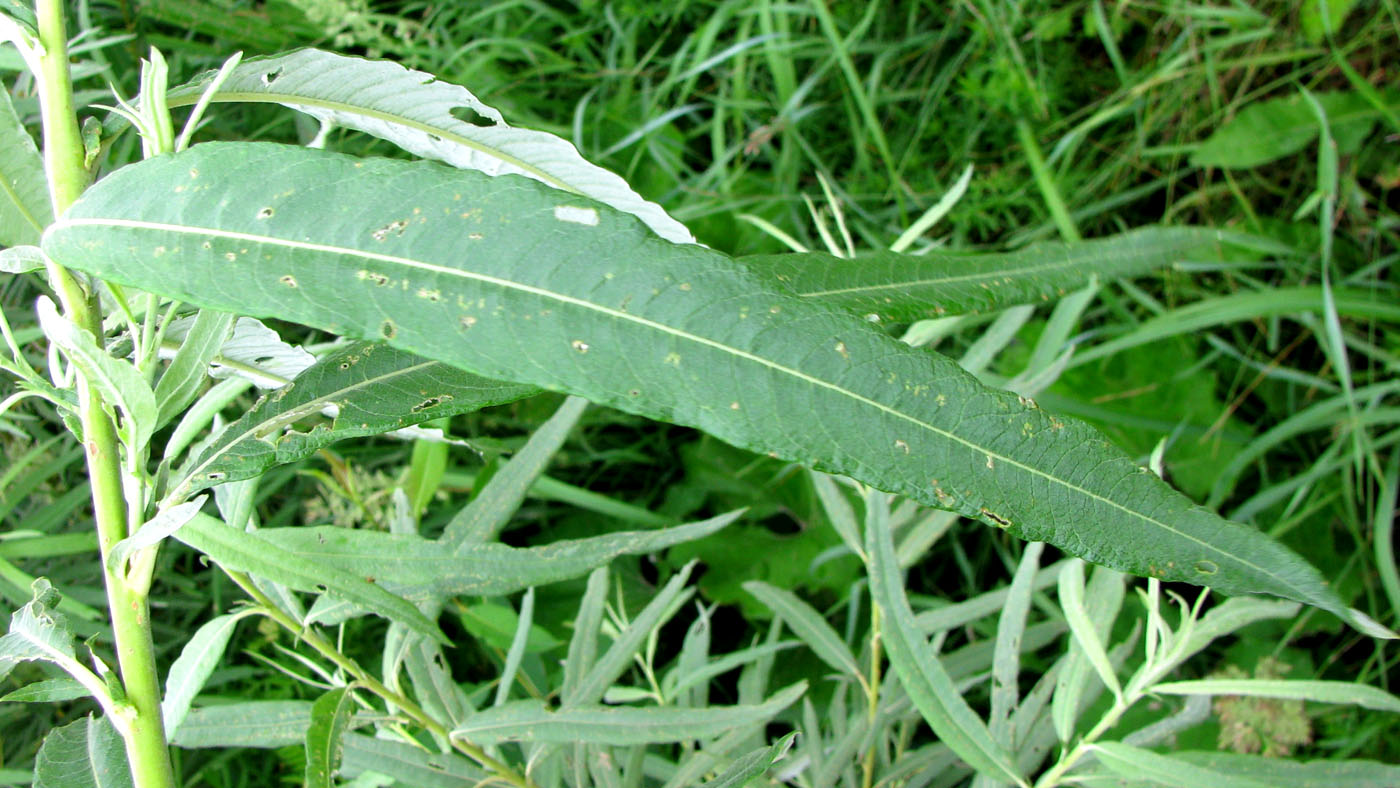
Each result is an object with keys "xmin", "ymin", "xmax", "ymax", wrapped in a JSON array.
[{"xmin": 554, "ymin": 205, "xmax": 600, "ymax": 226}]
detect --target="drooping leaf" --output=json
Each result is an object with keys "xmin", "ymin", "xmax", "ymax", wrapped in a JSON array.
[
  {"xmin": 33, "ymin": 716, "xmax": 132, "ymax": 788},
  {"xmin": 107, "ymin": 496, "xmax": 207, "ymax": 577},
  {"xmin": 451, "ymin": 682, "xmax": 805, "ymax": 745},
  {"xmin": 739, "ymin": 227, "xmax": 1232, "ymax": 321},
  {"xmin": 41, "ymin": 141, "xmax": 1385, "ymax": 635},
  {"xmin": 162, "ymin": 612, "xmax": 247, "ymax": 739},
  {"xmin": 164, "ymin": 48, "xmax": 694, "ymax": 243},
  {"xmin": 305, "ymin": 687, "xmax": 356, "ymax": 788},
  {"xmin": 293, "ymin": 511, "xmax": 736, "ymax": 623},
  {"xmin": 172, "ymin": 513, "xmax": 446, "ymax": 643},
  {"xmin": 169, "ymin": 340, "xmax": 536, "ymax": 502},
  {"xmin": 0, "ymin": 83, "xmax": 52, "ymax": 247},
  {"xmin": 1191, "ymin": 90, "xmax": 1398, "ymax": 169},
  {"xmin": 35, "ymin": 297, "xmax": 157, "ymax": 452}
]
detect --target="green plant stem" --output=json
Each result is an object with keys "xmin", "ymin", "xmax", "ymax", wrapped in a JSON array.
[
  {"xmin": 34, "ymin": 3, "xmax": 176, "ymax": 787},
  {"xmin": 223, "ymin": 569, "xmax": 539, "ymax": 788},
  {"xmin": 861, "ymin": 606, "xmax": 882, "ymax": 788}
]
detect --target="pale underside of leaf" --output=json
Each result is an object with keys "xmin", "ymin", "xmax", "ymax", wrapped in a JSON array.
[
  {"xmin": 41, "ymin": 141, "xmax": 1380, "ymax": 634},
  {"xmin": 163, "ymin": 48, "xmax": 695, "ymax": 243}
]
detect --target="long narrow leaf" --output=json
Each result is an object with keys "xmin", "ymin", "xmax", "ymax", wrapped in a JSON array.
[
  {"xmin": 740, "ymin": 227, "xmax": 1232, "ymax": 321},
  {"xmin": 1150, "ymin": 679, "xmax": 1400, "ymax": 713},
  {"xmin": 864, "ymin": 491, "xmax": 1027, "ymax": 786},
  {"xmin": 452, "ymin": 682, "xmax": 805, "ymax": 745},
  {"xmin": 173, "ymin": 513, "xmax": 445, "ymax": 643},
  {"xmin": 41, "ymin": 141, "xmax": 1384, "ymax": 635}
]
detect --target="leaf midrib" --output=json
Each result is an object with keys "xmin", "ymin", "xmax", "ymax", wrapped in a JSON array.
[{"xmin": 56, "ymin": 217, "xmax": 1282, "ymax": 586}]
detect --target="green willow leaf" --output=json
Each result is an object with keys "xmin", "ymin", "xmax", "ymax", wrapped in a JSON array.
[
  {"xmin": 163, "ymin": 48, "xmax": 694, "ymax": 243},
  {"xmin": 739, "ymin": 227, "xmax": 1232, "ymax": 321},
  {"xmin": 292, "ymin": 511, "xmax": 736, "ymax": 622},
  {"xmin": 305, "ymin": 687, "xmax": 356, "ymax": 788},
  {"xmin": 169, "ymin": 340, "xmax": 536, "ymax": 502},
  {"xmin": 451, "ymin": 682, "xmax": 805, "ymax": 745},
  {"xmin": 173, "ymin": 513, "xmax": 446, "ymax": 643},
  {"xmin": 341, "ymin": 734, "xmax": 486, "ymax": 787},
  {"xmin": 42, "ymin": 142, "xmax": 1385, "ymax": 636},
  {"xmin": 171, "ymin": 701, "xmax": 311, "ymax": 748},
  {"xmin": 33, "ymin": 716, "xmax": 132, "ymax": 788},
  {"xmin": 0, "ymin": 82, "xmax": 51, "ymax": 247}
]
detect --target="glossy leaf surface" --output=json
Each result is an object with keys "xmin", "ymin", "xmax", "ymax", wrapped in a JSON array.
[{"xmin": 42, "ymin": 142, "xmax": 1382, "ymax": 633}]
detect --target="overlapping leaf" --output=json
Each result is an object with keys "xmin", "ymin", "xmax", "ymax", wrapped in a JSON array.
[
  {"xmin": 164, "ymin": 48, "xmax": 694, "ymax": 243},
  {"xmin": 293, "ymin": 511, "xmax": 736, "ymax": 622},
  {"xmin": 170, "ymin": 340, "xmax": 536, "ymax": 501},
  {"xmin": 41, "ymin": 141, "xmax": 1387, "ymax": 635},
  {"xmin": 739, "ymin": 227, "xmax": 1234, "ymax": 321}
]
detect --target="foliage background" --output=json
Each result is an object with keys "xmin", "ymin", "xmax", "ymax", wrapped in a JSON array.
[{"xmin": 1, "ymin": 0, "xmax": 1396, "ymax": 784}]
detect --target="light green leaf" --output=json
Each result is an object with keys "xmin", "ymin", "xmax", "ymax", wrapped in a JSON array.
[
  {"xmin": 1091, "ymin": 742, "xmax": 1273, "ymax": 788},
  {"xmin": 441, "ymin": 394, "xmax": 586, "ymax": 546},
  {"xmin": 164, "ymin": 48, "xmax": 694, "ymax": 243},
  {"xmin": 864, "ymin": 490, "xmax": 1027, "ymax": 787},
  {"xmin": 1150, "ymin": 678, "xmax": 1400, "ymax": 713},
  {"xmin": 0, "ymin": 83, "xmax": 51, "ymax": 247},
  {"xmin": 171, "ymin": 340, "xmax": 535, "ymax": 502},
  {"xmin": 0, "ymin": 580, "xmax": 106, "ymax": 706},
  {"xmin": 162, "ymin": 612, "xmax": 248, "ymax": 739},
  {"xmin": 154, "ymin": 309, "xmax": 235, "ymax": 427},
  {"xmin": 173, "ymin": 513, "xmax": 446, "ymax": 643},
  {"xmin": 740, "ymin": 227, "xmax": 1232, "ymax": 321},
  {"xmin": 451, "ymin": 682, "xmax": 805, "ymax": 745},
  {"xmin": 700, "ymin": 731, "xmax": 798, "ymax": 788},
  {"xmin": 297, "ymin": 512, "xmax": 734, "ymax": 623},
  {"xmin": 1058, "ymin": 560, "xmax": 1122, "ymax": 701},
  {"xmin": 0, "ymin": 244, "xmax": 47, "ymax": 273},
  {"xmin": 305, "ymin": 687, "xmax": 356, "ymax": 788},
  {"xmin": 1092, "ymin": 751, "xmax": 1400, "ymax": 788},
  {"xmin": 204, "ymin": 316, "xmax": 315, "ymax": 387},
  {"xmin": 107, "ymin": 496, "xmax": 207, "ymax": 577},
  {"xmin": 0, "ymin": 676, "xmax": 89, "ymax": 703},
  {"xmin": 1191, "ymin": 90, "xmax": 1398, "ymax": 169},
  {"xmin": 743, "ymin": 580, "xmax": 860, "ymax": 681},
  {"xmin": 35, "ymin": 296, "xmax": 157, "ymax": 453},
  {"xmin": 33, "ymin": 716, "xmax": 132, "ymax": 788},
  {"xmin": 341, "ymin": 734, "xmax": 486, "ymax": 787},
  {"xmin": 42, "ymin": 141, "xmax": 1378, "ymax": 634},
  {"xmin": 170, "ymin": 701, "xmax": 311, "ymax": 748}
]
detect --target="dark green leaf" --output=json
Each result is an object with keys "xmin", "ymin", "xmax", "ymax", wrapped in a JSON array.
[
  {"xmin": 42, "ymin": 142, "xmax": 1382, "ymax": 634},
  {"xmin": 1191, "ymin": 90, "xmax": 1398, "ymax": 169}
]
